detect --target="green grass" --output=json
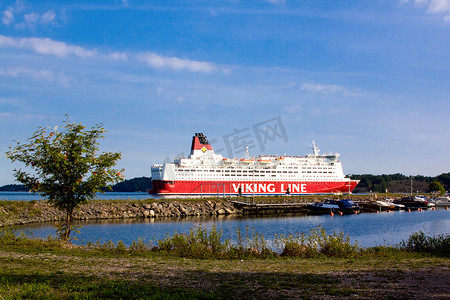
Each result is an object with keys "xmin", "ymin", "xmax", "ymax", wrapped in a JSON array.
[
  {"xmin": 1, "ymin": 227, "xmax": 449, "ymax": 299},
  {"xmin": 0, "ymin": 273, "xmax": 216, "ymax": 299}
]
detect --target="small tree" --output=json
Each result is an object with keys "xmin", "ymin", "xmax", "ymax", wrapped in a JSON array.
[
  {"xmin": 429, "ymin": 180, "xmax": 445, "ymax": 195},
  {"xmin": 6, "ymin": 117, "xmax": 124, "ymax": 241}
]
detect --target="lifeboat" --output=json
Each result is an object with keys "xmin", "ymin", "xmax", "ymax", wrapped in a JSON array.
[
  {"xmin": 240, "ymin": 159, "xmax": 254, "ymax": 163},
  {"xmin": 257, "ymin": 159, "xmax": 271, "ymax": 164},
  {"xmin": 222, "ymin": 158, "xmax": 237, "ymax": 164}
]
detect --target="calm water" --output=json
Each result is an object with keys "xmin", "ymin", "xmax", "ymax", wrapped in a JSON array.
[
  {"xmin": 12, "ymin": 209, "xmax": 450, "ymax": 249},
  {"xmin": 0, "ymin": 191, "xmax": 155, "ymax": 201}
]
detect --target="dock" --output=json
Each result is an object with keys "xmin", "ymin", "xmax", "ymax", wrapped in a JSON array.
[{"xmin": 231, "ymin": 200, "xmax": 308, "ymax": 214}]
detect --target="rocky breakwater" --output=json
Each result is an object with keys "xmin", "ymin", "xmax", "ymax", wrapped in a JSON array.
[{"xmin": 0, "ymin": 200, "xmax": 241, "ymax": 226}]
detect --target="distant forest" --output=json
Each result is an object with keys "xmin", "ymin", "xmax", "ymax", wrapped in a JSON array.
[
  {"xmin": 1, "ymin": 173, "xmax": 449, "ymax": 194},
  {"xmin": 0, "ymin": 177, "xmax": 152, "ymax": 193},
  {"xmin": 351, "ymin": 173, "xmax": 450, "ymax": 193}
]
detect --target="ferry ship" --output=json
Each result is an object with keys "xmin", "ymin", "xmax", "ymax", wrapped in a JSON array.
[{"xmin": 150, "ymin": 133, "xmax": 359, "ymax": 196}]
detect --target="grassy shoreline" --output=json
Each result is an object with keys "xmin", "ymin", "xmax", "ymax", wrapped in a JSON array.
[{"xmin": 1, "ymin": 227, "xmax": 449, "ymax": 299}]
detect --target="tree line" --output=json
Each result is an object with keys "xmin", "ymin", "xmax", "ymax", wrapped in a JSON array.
[
  {"xmin": 0, "ymin": 177, "xmax": 152, "ymax": 193},
  {"xmin": 351, "ymin": 173, "xmax": 450, "ymax": 193}
]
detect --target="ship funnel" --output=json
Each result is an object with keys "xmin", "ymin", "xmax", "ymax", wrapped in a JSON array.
[{"xmin": 190, "ymin": 133, "xmax": 214, "ymax": 156}]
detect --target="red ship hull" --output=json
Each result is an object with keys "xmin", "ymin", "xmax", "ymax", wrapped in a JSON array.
[{"xmin": 150, "ymin": 180, "xmax": 359, "ymax": 195}]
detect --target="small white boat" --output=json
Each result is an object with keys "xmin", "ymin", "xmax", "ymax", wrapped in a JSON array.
[
  {"xmin": 414, "ymin": 195, "xmax": 428, "ymax": 202},
  {"xmin": 385, "ymin": 198, "xmax": 405, "ymax": 209},
  {"xmin": 433, "ymin": 196, "xmax": 450, "ymax": 207},
  {"xmin": 375, "ymin": 200, "xmax": 396, "ymax": 210}
]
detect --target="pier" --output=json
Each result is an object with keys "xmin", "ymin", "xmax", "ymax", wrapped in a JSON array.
[{"xmin": 231, "ymin": 199, "xmax": 308, "ymax": 214}]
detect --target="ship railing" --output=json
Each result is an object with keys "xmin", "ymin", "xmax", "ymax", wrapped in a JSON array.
[{"xmin": 184, "ymin": 183, "xmax": 234, "ymax": 200}]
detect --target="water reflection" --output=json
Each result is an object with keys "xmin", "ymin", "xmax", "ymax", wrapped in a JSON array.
[{"xmin": 13, "ymin": 209, "xmax": 450, "ymax": 248}]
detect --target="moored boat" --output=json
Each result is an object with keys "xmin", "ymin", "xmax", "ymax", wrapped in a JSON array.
[
  {"xmin": 394, "ymin": 196, "xmax": 429, "ymax": 210},
  {"xmin": 360, "ymin": 200, "xmax": 396, "ymax": 212},
  {"xmin": 384, "ymin": 198, "xmax": 405, "ymax": 210},
  {"xmin": 432, "ymin": 196, "xmax": 450, "ymax": 207},
  {"xmin": 306, "ymin": 199, "xmax": 359, "ymax": 215}
]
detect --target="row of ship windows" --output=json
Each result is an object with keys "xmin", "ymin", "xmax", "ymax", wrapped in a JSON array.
[
  {"xmin": 176, "ymin": 175, "xmax": 338, "ymax": 178},
  {"xmin": 176, "ymin": 173, "xmax": 335, "ymax": 176},
  {"xmin": 176, "ymin": 170, "xmax": 335, "ymax": 174},
  {"xmin": 178, "ymin": 167, "xmax": 334, "ymax": 171}
]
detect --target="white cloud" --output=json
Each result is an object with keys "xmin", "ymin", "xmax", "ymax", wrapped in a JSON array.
[
  {"xmin": 108, "ymin": 52, "xmax": 128, "ymax": 60},
  {"xmin": 301, "ymin": 83, "xmax": 361, "ymax": 96},
  {"xmin": 138, "ymin": 52, "xmax": 215, "ymax": 73},
  {"xmin": 283, "ymin": 104, "xmax": 301, "ymax": 113},
  {"xmin": 0, "ymin": 112, "xmax": 48, "ymax": 122},
  {"xmin": 2, "ymin": 1, "xmax": 56, "ymax": 28},
  {"xmin": 0, "ymin": 66, "xmax": 69, "ymax": 86},
  {"xmin": 2, "ymin": 7, "xmax": 14, "ymax": 25},
  {"xmin": 40, "ymin": 10, "xmax": 56, "ymax": 24},
  {"xmin": 402, "ymin": 0, "xmax": 450, "ymax": 21},
  {"xmin": 15, "ymin": 10, "xmax": 56, "ymax": 29},
  {"xmin": 0, "ymin": 35, "xmax": 96, "ymax": 58},
  {"xmin": 266, "ymin": 0, "xmax": 286, "ymax": 4}
]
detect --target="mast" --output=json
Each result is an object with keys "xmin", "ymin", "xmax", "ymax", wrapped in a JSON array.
[
  {"xmin": 410, "ymin": 176, "xmax": 413, "ymax": 197},
  {"xmin": 311, "ymin": 140, "xmax": 320, "ymax": 156}
]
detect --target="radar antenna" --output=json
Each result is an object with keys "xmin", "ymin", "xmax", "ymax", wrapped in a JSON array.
[
  {"xmin": 311, "ymin": 141, "xmax": 320, "ymax": 156},
  {"xmin": 244, "ymin": 146, "xmax": 251, "ymax": 159}
]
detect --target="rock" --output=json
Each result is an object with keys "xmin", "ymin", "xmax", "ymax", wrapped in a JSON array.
[
  {"xmin": 224, "ymin": 208, "xmax": 234, "ymax": 214},
  {"xmin": 216, "ymin": 209, "xmax": 226, "ymax": 215}
]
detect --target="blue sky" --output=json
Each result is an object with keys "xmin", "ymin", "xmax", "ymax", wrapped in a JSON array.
[{"xmin": 1, "ymin": 0, "xmax": 450, "ymax": 186}]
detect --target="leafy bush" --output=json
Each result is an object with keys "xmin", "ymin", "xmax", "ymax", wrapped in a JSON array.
[
  {"xmin": 157, "ymin": 224, "xmax": 228, "ymax": 258},
  {"xmin": 276, "ymin": 227, "xmax": 359, "ymax": 258},
  {"xmin": 400, "ymin": 231, "xmax": 450, "ymax": 257},
  {"xmin": 129, "ymin": 238, "xmax": 151, "ymax": 255}
]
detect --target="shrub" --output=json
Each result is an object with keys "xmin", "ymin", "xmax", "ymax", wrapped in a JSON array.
[
  {"xmin": 400, "ymin": 231, "xmax": 450, "ymax": 257},
  {"xmin": 318, "ymin": 229, "xmax": 359, "ymax": 258},
  {"xmin": 129, "ymin": 238, "xmax": 150, "ymax": 255},
  {"xmin": 156, "ymin": 224, "xmax": 228, "ymax": 258},
  {"xmin": 276, "ymin": 227, "xmax": 359, "ymax": 258}
]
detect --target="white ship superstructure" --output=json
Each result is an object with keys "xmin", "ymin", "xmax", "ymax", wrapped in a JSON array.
[{"xmin": 150, "ymin": 133, "xmax": 358, "ymax": 195}]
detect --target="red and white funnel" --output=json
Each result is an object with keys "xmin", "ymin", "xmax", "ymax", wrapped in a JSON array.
[{"xmin": 190, "ymin": 133, "xmax": 214, "ymax": 157}]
